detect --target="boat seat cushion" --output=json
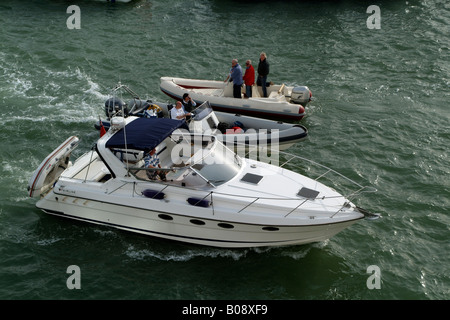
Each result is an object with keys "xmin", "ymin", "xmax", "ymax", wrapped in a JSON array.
[
  {"xmin": 268, "ymin": 91, "xmax": 280, "ymax": 99},
  {"xmin": 252, "ymin": 85, "xmax": 261, "ymax": 97},
  {"xmin": 112, "ymin": 148, "xmax": 144, "ymax": 164}
]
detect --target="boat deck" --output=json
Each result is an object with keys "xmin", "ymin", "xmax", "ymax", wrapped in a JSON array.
[
  {"xmin": 188, "ymin": 84, "xmax": 286, "ymax": 100},
  {"xmin": 190, "ymin": 87, "xmax": 224, "ymax": 97}
]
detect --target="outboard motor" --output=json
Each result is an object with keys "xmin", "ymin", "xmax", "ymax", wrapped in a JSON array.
[
  {"xmin": 105, "ymin": 98, "xmax": 128, "ymax": 119},
  {"xmin": 290, "ymin": 86, "xmax": 312, "ymax": 106}
]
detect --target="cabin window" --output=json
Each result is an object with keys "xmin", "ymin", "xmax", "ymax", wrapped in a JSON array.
[
  {"xmin": 207, "ymin": 117, "xmax": 217, "ymax": 129},
  {"xmin": 190, "ymin": 219, "xmax": 206, "ymax": 225},
  {"xmin": 98, "ymin": 174, "xmax": 112, "ymax": 183},
  {"xmin": 262, "ymin": 226, "xmax": 279, "ymax": 231},
  {"xmin": 218, "ymin": 223, "xmax": 234, "ymax": 229},
  {"xmin": 158, "ymin": 214, "xmax": 173, "ymax": 221}
]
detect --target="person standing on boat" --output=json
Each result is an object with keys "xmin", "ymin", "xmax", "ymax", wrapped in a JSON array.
[
  {"xmin": 257, "ymin": 52, "xmax": 270, "ymax": 97},
  {"xmin": 181, "ymin": 93, "xmax": 197, "ymax": 112},
  {"xmin": 171, "ymin": 101, "xmax": 191, "ymax": 120},
  {"xmin": 224, "ymin": 59, "xmax": 243, "ymax": 99},
  {"xmin": 243, "ymin": 60, "xmax": 255, "ymax": 98}
]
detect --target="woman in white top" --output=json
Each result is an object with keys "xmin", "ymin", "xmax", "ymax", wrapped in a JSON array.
[{"xmin": 171, "ymin": 101, "xmax": 191, "ymax": 120}]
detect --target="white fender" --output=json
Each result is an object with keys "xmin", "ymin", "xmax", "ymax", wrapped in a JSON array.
[{"xmin": 28, "ymin": 136, "xmax": 79, "ymax": 197}]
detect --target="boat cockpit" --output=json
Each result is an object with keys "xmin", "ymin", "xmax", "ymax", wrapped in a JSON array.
[{"xmin": 123, "ymin": 133, "xmax": 242, "ymax": 188}]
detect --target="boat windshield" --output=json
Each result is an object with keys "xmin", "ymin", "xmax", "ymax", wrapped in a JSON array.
[
  {"xmin": 192, "ymin": 102, "xmax": 213, "ymax": 121},
  {"xmin": 191, "ymin": 141, "xmax": 241, "ymax": 186}
]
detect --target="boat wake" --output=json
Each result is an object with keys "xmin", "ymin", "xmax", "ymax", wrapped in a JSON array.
[
  {"xmin": 124, "ymin": 243, "xmax": 321, "ymax": 262},
  {"xmin": 0, "ymin": 58, "xmax": 108, "ymax": 123},
  {"xmin": 125, "ymin": 245, "xmax": 250, "ymax": 262}
]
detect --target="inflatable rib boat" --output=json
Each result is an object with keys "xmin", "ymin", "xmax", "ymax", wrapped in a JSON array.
[{"xmin": 160, "ymin": 77, "xmax": 312, "ymax": 122}]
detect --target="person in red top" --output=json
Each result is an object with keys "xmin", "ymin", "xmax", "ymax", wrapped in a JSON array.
[{"xmin": 243, "ymin": 59, "xmax": 255, "ymax": 98}]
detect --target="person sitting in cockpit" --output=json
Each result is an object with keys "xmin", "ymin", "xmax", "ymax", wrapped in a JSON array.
[
  {"xmin": 144, "ymin": 148, "xmax": 166, "ymax": 181},
  {"xmin": 170, "ymin": 101, "xmax": 192, "ymax": 120}
]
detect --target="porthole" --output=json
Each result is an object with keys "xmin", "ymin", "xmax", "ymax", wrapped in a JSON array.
[
  {"xmin": 262, "ymin": 226, "xmax": 279, "ymax": 231},
  {"xmin": 218, "ymin": 223, "xmax": 234, "ymax": 229},
  {"xmin": 190, "ymin": 219, "xmax": 206, "ymax": 226},
  {"xmin": 158, "ymin": 214, "xmax": 173, "ymax": 221}
]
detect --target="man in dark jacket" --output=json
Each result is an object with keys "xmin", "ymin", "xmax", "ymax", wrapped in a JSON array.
[
  {"xmin": 257, "ymin": 52, "xmax": 270, "ymax": 97},
  {"xmin": 181, "ymin": 93, "xmax": 197, "ymax": 112}
]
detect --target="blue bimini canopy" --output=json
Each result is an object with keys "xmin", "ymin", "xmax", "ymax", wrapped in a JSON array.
[{"xmin": 105, "ymin": 117, "xmax": 189, "ymax": 151}]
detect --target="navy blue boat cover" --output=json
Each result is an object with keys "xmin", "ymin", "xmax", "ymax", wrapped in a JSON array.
[{"xmin": 105, "ymin": 117, "xmax": 188, "ymax": 151}]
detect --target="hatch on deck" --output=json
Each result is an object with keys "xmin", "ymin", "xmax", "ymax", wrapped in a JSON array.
[
  {"xmin": 297, "ymin": 187, "xmax": 320, "ymax": 199},
  {"xmin": 240, "ymin": 173, "xmax": 264, "ymax": 185}
]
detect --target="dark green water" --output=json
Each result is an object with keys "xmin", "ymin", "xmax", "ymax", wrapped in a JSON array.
[{"xmin": 0, "ymin": 0, "xmax": 448, "ymax": 300}]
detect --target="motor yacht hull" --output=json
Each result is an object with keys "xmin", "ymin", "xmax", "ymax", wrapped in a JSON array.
[{"xmin": 37, "ymin": 188, "xmax": 362, "ymax": 248}]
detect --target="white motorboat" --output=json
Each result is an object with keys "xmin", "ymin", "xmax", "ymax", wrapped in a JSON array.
[
  {"xmin": 97, "ymin": 83, "xmax": 308, "ymax": 151},
  {"xmin": 160, "ymin": 77, "xmax": 312, "ymax": 122},
  {"xmin": 28, "ymin": 116, "xmax": 377, "ymax": 248}
]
